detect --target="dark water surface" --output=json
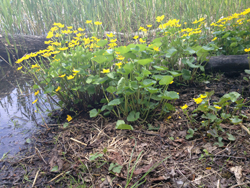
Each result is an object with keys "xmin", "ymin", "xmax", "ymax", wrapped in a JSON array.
[{"xmin": 0, "ymin": 63, "xmax": 56, "ymax": 158}]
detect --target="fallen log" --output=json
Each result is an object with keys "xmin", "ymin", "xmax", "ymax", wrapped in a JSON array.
[
  {"xmin": 0, "ymin": 34, "xmax": 48, "ymax": 61},
  {"xmin": 0, "ymin": 33, "xmax": 249, "ymax": 74},
  {"xmin": 204, "ymin": 54, "xmax": 250, "ymax": 73}
]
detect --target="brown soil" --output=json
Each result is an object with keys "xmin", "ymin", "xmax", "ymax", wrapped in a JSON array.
[{"xmin": 1, "ymin": 73, "xmax": 250, "ymax": 188}]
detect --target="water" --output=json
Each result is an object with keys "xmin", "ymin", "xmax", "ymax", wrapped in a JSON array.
[{"xmin": 0, "ymin": 63, "xmax": 56, "ymax": 158}]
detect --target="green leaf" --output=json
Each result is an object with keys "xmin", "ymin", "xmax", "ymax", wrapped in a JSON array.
[
  {"xmin": 123, "ymin": 62, "xmax": 134, "ymax": 75},
  {"xmin": 117, "ymin": 77, "xmax": 126, "ymax": 92},
  {"xmin": 127, "ymin": 111, "xmax": 140, "ymax": 122},
  {"xmin": 181, "ymin": 69, "xmax": 191, "ymax": 80},
  {"xmin": 33, "ymin": 84, "xmax": 39, "ymax": 89},
  {"xmin": 184, "ymin": 47, "xmax": 196, "ymax": 55},
  {"xmin": 227, "ymin": 133, "xmax": 236, "ymax": 141},
  {"xmin": 221, "ymin": 113, "xmax": 231, "ymax": 119},
  {"xmin": 86, "ymin": 85, "xmax": 95, "ymax": 95},
  {"xmin": 92, "ymin": 55, "xmax": 107, "ymax": 64},
  {"xmin": 152, "ymin": 75, "xmax": 163, "ymax": 81},
  {"xmin": 153, "ymin": 65, "xmax": 168, "ymax": 70},
  {"xmin": 141, "ymin": 79, "xmax": 156, "ymax": 87},
  {"xmin": 159, "ymin": 91, "xmax": 179, "ymax": 100},
  {"xmin": 222, "ymin": 92, "xmax": 240, "ymax": 102},
  {"xmin": 89, "ymin": 153, "xmax": 103, "ymax": 161},
  {"xmin": 207, "ymin": 129, "xmax": 218, "ymax": 137},
  {"xmin": 89, "ymin": 109, "xmax": 100, "ymax": 117},
  {"xmin": 230, "ymin": 42, "xmax": 237, "ymax": 47},
  {"xmin": 106, "ymin": 86, "xmax": 116, "ymax": 94},
  {"xmin": 96, "ymin": 40, "xmax": 108, "ymax": 47},
  {"xmin": 63, "ymin": 122, "xmax": 69, "ymax": 128},
  {"xmin": 137, "ymin": 58, "xmax": 153, "ymax": 66},
  {"xmin": 109, "ymin": 163, "xmax": 123, "ymax": 173},
  {"xmin": 245, "ymin": 69, "xmax": 250, "ymax": 74},
  {"xmin": 214, "ymin": 137, "xmax": 224, "ymax": 147},
  {"xmin": 186, "ymin": 128, "xmax": 194, "ymax": 139},
  {"xmin": 51, "ymin": 166, "xmax": 59, "ymax": 172},
  {"xmin": 159, "ymin": 75, "xmax": 173, "ymax": 85},
  {"xmin": 26, "ymin": 138, "xmax": 31, "ymax": 144},
  {"xmin": 115, "ymin": 46, "xmax": 130, "ymax": 54},
  {"xmin": 165, "ymin": 47, "xmax": 177, "ymax": 58},
  {"xmin": 108, "ymin": 99, "xmax": 121, "ymax": 106},
  {"xmin": 167, "ymin": 71, "xmax": 182, "ymax": 77},
  {"xmin": 144, "ymin": 86, "xmax": 159, "ymax": 94},
  {"xmin": 115, "ymin": 120, "xmax": 134, "ymax": 130},
  {"xmin": 230, "ymin": 116, "xmax": 242, "ymax": 124}
]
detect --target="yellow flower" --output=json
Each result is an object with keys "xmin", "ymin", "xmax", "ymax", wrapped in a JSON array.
[
  {"xmin": 34, "ymin": 90, "xmax": 39, "ymax": 96},
  {"xmin": 184, "ymin": 22, "xmax": 187, "ymax": 25},
  {"xmin": 110, "ymin": 39, "xmax": 117, "ymax": 43},
  {"xmin": 138, "ymin": 26, "xmax": 145, "ymax": 30},
  {"xmin": 244, "ymin": 48, "xmax": 250, "ymax": 52},
  {"xmin": 59, "ymin": 74, "xmax": 66, "ymax": 78},
  {"xmin": 170, "ymin": 81, "xmax": 174, "ymax": 84},
  {"xmin": 102, "ymin": 69, "xmax": 110, "ymax": 73},
  {"xmin": 58, "ymin": 47, "xmax": 68, "ymax": 51},
  {"xmin": 55, "ymin": 86, "xmax": 61, "ymax": 92},
  {"xmin": 44, "ymin": 40, "xmax": 53, "ymax": 44},
  {"xmin": 156, "ymin": 15, "xmax": 165, "ymax": 22},
  {"xmin": 17, "ymin": 66, "xmax": 22, "ymax": 70},
  {"xmin": 212, "ymin": 37, "xmax": 217, "ymax": 41},
  {"xmin": 200, "ymin": 94, "xmax": 207, "ymax": 98},
  {"xmin": 167, "ymin": 116, "xmax": 171, "ymax": 119},
  {"xmin": 193, "ymin": 97, "xmax": 203, "ymax": 104},
  {"xmin": 106, "ymin": 33, "xmax": 114, "ymax": 38},
  {"xmin": 133, "ymin": 35, "xmax": 139, "ymax": 40},
  {"xmin": 153, "ymin": 46, "xmax": 160, "ymax": 51},
  {"xmin": 94, "ymin": 21, "xmax": 102, "ymax": 25},
  {"xmin": 115, "ymin": 62, "xmax": 123, "ymax": 69},
  {"xmin": 73, "ymin": 69, "xmax": 80, "ymax": 73},
  {"xmin": 67, "ymin": 26, "xmax": 73, "ymax": 29},
  {"xmin": 116, "ymin": 55, "xmax": 125, "ymax": 61},
  {"xmin": 67, "ymin": 75, "xmax": 75, "ymax": 80},
  {"xmin": 181, "ymin": 104, "xmax": 188, "ymax": 110},
  {"xmin": 214, "ymin": 105, "xmax": 222, "ymax": 110},
  {"xmin": 67, "ymin": 115, "xmax": 72, "ymax": 122},
  {"xmin": 32, "ymin": 99, "xmax": 38, "ymax": 104},
  {"xmin": 15, "ymin": 59, "xmax": 23, "ymax": 64},
  {"xmin": 78, "ymin": 27, "xmax": 85, "ymax": 31},
  {"xmin": 86, "ymin": 20, "xmax": 92, "ymax": 24},
  {"xmin": 139, "ymin": 38, "xmax": 146, "ymax": 43},
  {"xmin": 46, "ymin": 31, "xmax": 54, "ymax": 39},
  {"xmin": 31, "ymin": 64, "xmax": 40, "ymax": 69},
  {"xmin": 147, "ymin": 25, "xmax": 152, "ymax": 28}
]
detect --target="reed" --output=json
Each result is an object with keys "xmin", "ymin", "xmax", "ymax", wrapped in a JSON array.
[{"xmin": 0, "ymin": 0, "xmax": 249, "ymax": 36}]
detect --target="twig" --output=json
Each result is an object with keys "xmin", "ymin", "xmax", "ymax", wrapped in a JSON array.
[
  {"xmin": 32, "ymin": 170, "xmax": 39, "ymax": 187},
  {"xmin": 239, "ymin": 123, "xmax": 250, "ymax": 136},
  {"xmin": 70, "ymin": 138, "xmax": 87, "ymax": 146},
  {"xmin": 179, "ymin": 155, "xmax": 246, "ymax": 163},
  {"xmin": 48, "ymin": 171, "xmax": 65, "ymax": 183},
  {"xmin": 230, "ymin": 181, "xmax": 250, "ymax": 188},
  {"xmin": 35, "ymin": 147, "xmax": 47, "ymax": 164}
]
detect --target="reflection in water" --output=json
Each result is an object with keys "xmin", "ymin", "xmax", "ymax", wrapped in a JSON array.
[{"xmin": 0, "ymin": 63, "xmax": 57, "ymax": 157}]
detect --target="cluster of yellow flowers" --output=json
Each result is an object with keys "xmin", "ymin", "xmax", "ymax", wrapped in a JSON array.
[
  {"xmin": 211, "ymin": 8, "xmax": 250, "ymax": 28},
  {"xmin": 158, "ymin": 18, "xmax": 181, "ymax": 29}
]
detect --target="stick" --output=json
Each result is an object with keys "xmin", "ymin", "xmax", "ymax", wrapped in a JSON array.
[
  {"xmin": 48, "ymin": 172, "xmax": 65, "ymax": 183},
  {"xmin": 32, "ymin": 170, "xmax": 39, "ymax": 187},
  {"xmin": 35, "ymin": 147, "xmax": 47, "ymax": 164},
  {"xmin": 239, "ymin": 123, "xmax": 250, "ymax": 136},
  {"xmin": 70, "ymin": 138, "xmax": 87, "ymax": 146}
]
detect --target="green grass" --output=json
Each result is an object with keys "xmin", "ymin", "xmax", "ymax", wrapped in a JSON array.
[{"xmin": 0, "ymin": 0, "xmax": 249, "ymax": 36}]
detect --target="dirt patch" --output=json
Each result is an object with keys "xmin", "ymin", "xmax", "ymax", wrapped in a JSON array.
[{"xmin": 1, "ymin": 73, "xmax": 250, "ymax": 188}]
